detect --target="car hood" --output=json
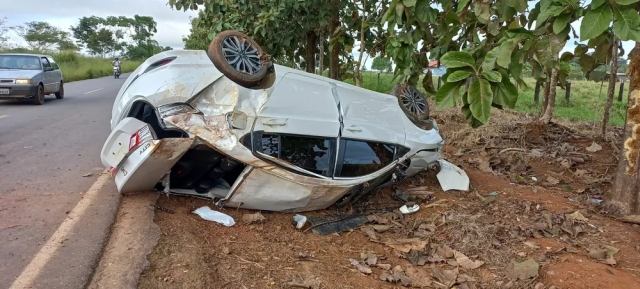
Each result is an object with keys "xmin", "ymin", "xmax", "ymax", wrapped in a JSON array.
[{"xmin": 0, "ymin": 69, "xmax": 40, "ymax": 79}]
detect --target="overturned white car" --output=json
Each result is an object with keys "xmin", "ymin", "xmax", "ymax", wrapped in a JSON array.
[{"xmin": 100, "ymin": 30, "xmax": 469, "ymax": 212}]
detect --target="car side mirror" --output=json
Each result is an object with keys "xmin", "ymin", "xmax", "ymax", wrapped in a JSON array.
[{"xmin": 44, "ymin": 67, "xmax": 54, "ymax": 72}]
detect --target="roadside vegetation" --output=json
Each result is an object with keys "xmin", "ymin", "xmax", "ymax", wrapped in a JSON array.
[{"xmin": 0, "ymin": 15, "xmax": 170, "ymax": 82}]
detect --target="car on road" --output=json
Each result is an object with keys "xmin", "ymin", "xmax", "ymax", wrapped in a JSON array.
[
  {"xmin": 100, "ymin": 30, "xmax": 469, "ymax": 212},
  {"xmin": 0, "ymin": 53, "xmax": 65, "ymax": 105}
]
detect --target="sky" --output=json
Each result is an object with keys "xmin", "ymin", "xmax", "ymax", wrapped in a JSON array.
[
  {"xmin": 2, "ymin": 0, "xmax": 198, "ymax": 50},
  {"xmin": 1, "ymin": 0, "xmax": 636, "ymax": 69}
]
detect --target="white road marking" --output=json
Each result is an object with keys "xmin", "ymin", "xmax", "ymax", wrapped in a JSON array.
[
  {"xmin": 0, "ymin": 115, "xmax": 8, "ymax": 119},
  {"xmin": 9, "ymin": 171, "xmax": 111, "ymax": 289},
  {"xmin": 83, "ymin": 88, "xmax": 103, "ymax": 95}
]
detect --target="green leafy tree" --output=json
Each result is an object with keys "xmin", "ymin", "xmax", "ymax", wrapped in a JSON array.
[
  {"xmin": 11, "ymin": 21, "xmax": 68, "ymax": 51},
  {"xmin": 0, "ymin": 17, "xmax": 9, "ymax": 49},
  {"xmin": 371, "ymin": 56, "xmax": 392, "ymax": 72},
  {"xmin": 183, "ymin": 14, "xmax": 210, "ymax": 50}
]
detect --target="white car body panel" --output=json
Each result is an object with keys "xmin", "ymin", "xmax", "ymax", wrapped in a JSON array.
[{"xmin": 102, "ymin": 49, "xmax": 469, "ymax": 212}]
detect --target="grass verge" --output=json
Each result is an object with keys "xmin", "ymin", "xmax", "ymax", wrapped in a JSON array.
[{"xmin": 1, "ymin": 49, "xmax": 142, "ymax": 82}]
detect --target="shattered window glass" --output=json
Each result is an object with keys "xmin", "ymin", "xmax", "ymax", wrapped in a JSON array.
[
  {"xmin": 261, "ymin": 134, "xmax": 332, "ymax": 177},
  {"xmin": 337, "ymin": 140, "xmax": 395, "ymax": 177}
]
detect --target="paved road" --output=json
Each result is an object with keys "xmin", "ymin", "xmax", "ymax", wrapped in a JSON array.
[{"xmin": 0, "ymin": 75, "xmax": 130, "ymax": 289}]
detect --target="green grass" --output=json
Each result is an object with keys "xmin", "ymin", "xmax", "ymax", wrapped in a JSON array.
[
  {"xmin": 0, "ymin": 49, "xmax": 142, "ymax": 82},
  {"xmin": 355, "ymin": 71, "xmax": 629, "ymax": 127}
]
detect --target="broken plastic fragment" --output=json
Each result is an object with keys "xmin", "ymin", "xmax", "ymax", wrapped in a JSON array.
[
  {"xmin": 192, "ymin": 206, "xmax": 235, "ymax": 226},
  {"xmin": 293, "ymin": 214, "xmax": 307, "ymax": 229},
  {"xmin": 437, "ymin": 160, "xmax": 470, "ymax": 191},
  {"xmin": 399, "ymin": 204, "xmax": 420, "ymax": 214}
]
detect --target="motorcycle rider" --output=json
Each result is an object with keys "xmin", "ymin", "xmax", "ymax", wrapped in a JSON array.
[{"xmin": 112, "ymin": 57, "xmax": 121, "ymax": 68}]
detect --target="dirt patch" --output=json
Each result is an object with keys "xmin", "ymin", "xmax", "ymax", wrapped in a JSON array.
[{"xmin": 137, "ymin": 107, "xmax": 640, "ymax": 288}]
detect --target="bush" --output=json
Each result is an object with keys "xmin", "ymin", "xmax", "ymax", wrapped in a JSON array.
[{"xmin": 0, "ymin": 49, "xmax": 143, "ymax": 82}]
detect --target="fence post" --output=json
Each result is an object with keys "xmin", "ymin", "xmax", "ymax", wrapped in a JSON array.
[
  {"xmin": 565, "ymin": 81, "xmax": 571, "ymax": 102},
  {"xmin": 618, "ymin": 81, "xmax": 625, "ymax": 102},
  {"xmin": 377, "ymin": 72, "xmax": 380, "ymax": 86},
  {"xmin": 534, "ymin": 81, "xmax": 541, "ymax": 103},
  {"xmin": 437, "ymin": 77, "xmax": 442, "ymax": 89}
]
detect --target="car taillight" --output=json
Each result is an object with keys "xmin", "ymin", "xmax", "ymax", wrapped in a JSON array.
[{"xmin": 128, "ymin": 125, "xmax": 153, "ymax": 151}]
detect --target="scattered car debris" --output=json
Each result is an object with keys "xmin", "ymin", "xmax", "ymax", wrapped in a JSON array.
[
  {"xmin": 192, "ymin": 206, "xmax": 235, "ymax": 226},
  {"xmin": 82, "ymin": 173, "xmax": 93, "ymax": 177},
  {"xmin": 399, "ymin": 203, "xmax": 420, "ymax": 214},
  {"xmin": 306, "ymin": 215, "xmax": 369, "ymax": 235},
  {"xmin": 242, "ymin": 212, "xmax": 266, "ymax": 224},
  {"xmin": 292, "ymin": 214, "xmax": 307, "ymax": 230},
  {"xmin": 436, "ymin": 160, "xmax": 470, "ymax": 191}
]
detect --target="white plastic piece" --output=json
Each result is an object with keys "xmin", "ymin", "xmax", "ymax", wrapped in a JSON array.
[
  {"xmin": 293, "ymin": 214, "xmax": 307, "ymax": 229},
  {"xmin": 192, "ymin": 206, "xmax": 235, "ymax": 226},
  {"xmin": 436, "ymin": 159, "xmax": 470, "ymax": 191},
  {"xmin": 399, "ymin": 204, "xmax": 420, "ymax": 214}
]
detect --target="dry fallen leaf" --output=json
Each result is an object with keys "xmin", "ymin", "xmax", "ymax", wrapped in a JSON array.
[
  {"xmin": 404, "ymin": 265, "xmax": 433, "ymax": 287},
  {"xmin": 506, "ymin": 259, "xmax": 539, "ymax": 280},
  {"xmin": 546, "ymin": 176, "xmax": 560, "ymax": 185},
  {"xmin": 385, "ymin": 238, "xmax": 427, "ymax": 253},
  {"xmin": 221, "ymin": 247, "xmax": 230, "ymax": 255},
  {"xmin": 349, "ymin": 259, "xmax": 372, "ymax": 274},
  {"xmin": 377, "ymin": 263, "xmax": 391, "ymax": 270},
  {"xmin": 371, "ymin": 224, "xmax": 392, "ymax": 232},
  {"xmin": 431, "ymin": 267, "xmax": 458, "ymax": 288},
  {"xmin": 453, "ymin": 250, "xmax": 484, "ymax": 270},
  {"xmin": 566, "ymin": 211, "xmax": 589, "ymax": 222},
  {"xmin": 523, "ymin": 241, "xmax": 540, "ymax": 249},
  {"xmin": 360, "ymin": 227, "xmax": 378, "ymax": 240},
  {"xmin": 588, "ymin": 246, "xmax": 619, "ymax": 265},
  {"xmin": 242, "ymin": 212, "xmax": 266, "ymax": 224},
  {"xmin": 586, "ymin": 142, "xmax": 602, "ymax": 153},
  {"xmin": 435, "ymin": 244, "xmax": 455, "ymax": 259},
  {"xmin": 392, "ymin": 266, "xmax": 412, "ymax": 286}
]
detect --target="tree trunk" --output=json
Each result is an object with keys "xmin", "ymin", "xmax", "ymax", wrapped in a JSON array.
[
  {"xmin": 602, "ymin": 37, "xmax": 619, "ymax": 137},
  {"xmin": 541, "ymin": 77, "xmax": 551, "ymax": 115},
  {"xmin": 354, "ymin": 0, "xmax": 367, "ymax": 87},
  {"xmin": 328, "ymin": 0, "xmax": 340, "ymax": 80},
  {"xmin": 610, "ymin": 42, "xmax": 640, "ymax": 215},
  {"xmin": 540, "ymin": 68, "xmax": 558, "ymax": 123},
  {"xmin": 318, "ymin": 29, "xmax": 324, "ymax": 76},
  {"xmin": 305, "ymin": 30, "xmax": 317, "ymax": 74}
]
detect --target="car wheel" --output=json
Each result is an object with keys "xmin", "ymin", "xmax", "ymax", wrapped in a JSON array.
[
  {"xmin": 392, "ymin": 84, "xmax": 429, "ymax": 121},
  {"xmin": 32, "ymin": 84, "xmax": 44, "ymax": 105},
  {"xmin": 55, "ymin": 82, "xmax": 64, "ymax": 99},
  {"xmin": 207, "ymin": 30, "xmax": 271, "ymax": 88}
]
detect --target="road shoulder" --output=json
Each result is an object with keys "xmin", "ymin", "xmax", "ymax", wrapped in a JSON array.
[{"xmin": 88, "ymin": 192, "xmax": 160, "ymax": 289}]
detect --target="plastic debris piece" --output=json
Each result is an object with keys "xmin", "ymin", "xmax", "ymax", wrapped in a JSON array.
[
  {"xmin": 399, "ymin": 204, "xmax": 420, "ymax": 214},
  {"xmin": 306, "ymin": 215, "xmax": 369, "ymax": 235},
  {"xmin": 437, "ymin": 160, "xmax": 470, "ymax": 191},
  {"xmin": 192, "ymin": 206, "xmax": 235, "ymax": 226},
  {"xmin": 293, "ymin": 214, "xmax": 307, "ymax": 229}
]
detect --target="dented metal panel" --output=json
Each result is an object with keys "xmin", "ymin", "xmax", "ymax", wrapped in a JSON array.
[{"xmin": 225, "ymin": 168, "xmax": 351, "ymax": 212}]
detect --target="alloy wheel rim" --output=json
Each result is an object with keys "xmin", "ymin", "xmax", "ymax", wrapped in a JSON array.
[
  {"xmin": 400, "ymin": 87, "xmax": 427, "ymax": 115},
  {"xmin": 221, "ymin": 36, "xmax": 262, "ymax": 75}
]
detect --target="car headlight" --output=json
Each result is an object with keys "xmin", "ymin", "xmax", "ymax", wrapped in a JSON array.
[
  {"xmin": 15, "ymin": 79, "xmax": 33, "ymax": 84},
  {"xmin": 157, "ymin": 103, "xmax": 199, "ymax": 119}
]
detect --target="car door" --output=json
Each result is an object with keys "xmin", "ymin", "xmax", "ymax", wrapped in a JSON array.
[
  {"xmin": 46, "ymin": 57, "xmax": 62, "ymax": 90},
  {"xmin": 250, "ymin": 71, "xmax": 341, "ymax": 178},
  {"xmin": 40, "ymin": 57, "xmax": 54, "ymax": 92},
  {"xmin": 334, "ymin": 83, "xmax": 406, "ymax": 144}
]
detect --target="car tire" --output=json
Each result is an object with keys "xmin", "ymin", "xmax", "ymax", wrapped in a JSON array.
[
  {"xmin": 207, "ymin": 30, "xmax": 272, "ymax": 88},
  {"xmin": 392, "ymin": 84, "xmax": 429, "ymax": 121},
  {"xmin": 55, "ymin": 82, "xmax": 64, "ymax": 99},
  {"xmin": 32, "ymin": 84, "xmax": 45, "ymax": 105}
]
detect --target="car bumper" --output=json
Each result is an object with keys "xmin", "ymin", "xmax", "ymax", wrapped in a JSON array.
[{"xmin": 0, "ymin": 84, "xmax": 38, "ymax": 99}]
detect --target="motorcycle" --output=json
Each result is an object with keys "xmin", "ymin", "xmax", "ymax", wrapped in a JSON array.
[{"xmin": 113, "ymin": 65, "xmax": 121, "ymax": 79}]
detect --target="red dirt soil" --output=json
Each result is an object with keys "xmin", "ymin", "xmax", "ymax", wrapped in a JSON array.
[{"xmin": 137, "ymin": 108, "xmax": 640, "ymax": 289}]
